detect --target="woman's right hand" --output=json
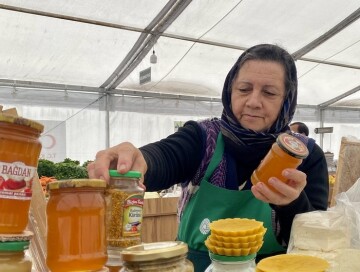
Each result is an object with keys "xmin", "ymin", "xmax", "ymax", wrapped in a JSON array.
[{"xmin": 87, "ymin": 142, "xmax": 148, "ymax": 184}]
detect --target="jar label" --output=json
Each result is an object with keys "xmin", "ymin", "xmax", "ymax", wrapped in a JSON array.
[
  {"xmin": 0, "ymin": 161, "xmax": 36, "ymax": 200},
  {"xmin": 281, "ymin": 134, "xmax": 308, "ymax": 156},
  {"xmin": 122, "ymin": 194, "xmax": 144, "ymax": 237}
]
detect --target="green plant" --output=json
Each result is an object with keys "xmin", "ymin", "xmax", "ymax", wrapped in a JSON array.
[
  {"xmin": 37, "ymin": 159, "xmax": 56, "ymax": 177},
  {"xmin": 37, "ymin": 158, "xmax": 88, "ymax": 180}
]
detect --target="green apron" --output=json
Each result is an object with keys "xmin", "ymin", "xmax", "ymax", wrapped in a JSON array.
[{"xmin": 178, "ymin": 133, "xmax": 285, "ymax": 272}]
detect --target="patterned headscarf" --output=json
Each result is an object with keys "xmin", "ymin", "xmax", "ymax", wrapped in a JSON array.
[{"xmin": 220, "ymin": 44, "xmax": 298, "ymax": 147}]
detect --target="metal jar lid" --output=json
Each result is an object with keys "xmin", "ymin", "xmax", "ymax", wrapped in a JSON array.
[
  {"xmin": 0, "ymin": 112, "xmax": 44, "ymax": 133},
  {"xmin": 47, "ymin": 178, "xmax": 106, "ymax": 190},
  {"xmin": 0, "ymin": 230, "xmax": 34, "ymax": 242},
  {"xmin": 121, "ymin": 241, "xmax": 188, "ymax": 262},
  {"xmin": 276, "ymin": 133, "xmax": 309, "ymax": 159}
]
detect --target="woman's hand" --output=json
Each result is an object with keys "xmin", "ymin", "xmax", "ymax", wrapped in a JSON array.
[
  {"xmin": 251, "ymin": 168, "xmax": 307, "ymax": 206},
  {"xmin": 87, "ymin": 142, "xmax": 148, "ymax": 184}
]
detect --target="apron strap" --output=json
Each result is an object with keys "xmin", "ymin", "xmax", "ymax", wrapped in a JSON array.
[{"xmin": 203, "ymin": 133, "xmax": 224, "ymax": 181}]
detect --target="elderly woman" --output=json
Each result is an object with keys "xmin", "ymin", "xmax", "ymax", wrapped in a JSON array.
[{"xmin": 88, "ymin": 44, "xmax": 329, "ymax": 272}]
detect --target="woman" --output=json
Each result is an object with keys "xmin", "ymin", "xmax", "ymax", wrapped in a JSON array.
[{"xmin": 88, "ymin": 44, "xmax": 329, "ymax": 272}]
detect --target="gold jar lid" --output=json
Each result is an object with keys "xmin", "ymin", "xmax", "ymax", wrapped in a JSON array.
[
  {"xmin": 276, "ymin": 133, "xmax": 309, "ymax": 159},
  {"xmin": 0, "ymin": 112, "xmax": 44, "ymax": 133},
  {"xmin": 0, "ymin": 230, "xmax": 34, "ymax": 242},
  {"xmin": 48, "ymin": 179, "xmax": 106, "ymax": 190},
  {"xmin": 121, "ymin": 241, "xmax": 188, "ymax": 262}
]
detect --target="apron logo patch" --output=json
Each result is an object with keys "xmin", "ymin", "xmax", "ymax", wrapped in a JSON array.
[{"xmin": 199, "ymin": 218, "xmax": 210, "ymax": 235}]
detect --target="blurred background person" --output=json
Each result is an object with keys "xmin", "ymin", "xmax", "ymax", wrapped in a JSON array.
[{"xmin": 290, "ymin": 121, "xmax": 309, "ymax": 136}]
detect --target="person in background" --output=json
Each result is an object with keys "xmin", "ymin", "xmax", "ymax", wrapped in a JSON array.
[
  {"xmin": 88, "ymin": 44, "xmax": 329, "ymax": 272},
  {"xmin": 290, "ymin": 121, "xmax": 309, "ymax": 136}
]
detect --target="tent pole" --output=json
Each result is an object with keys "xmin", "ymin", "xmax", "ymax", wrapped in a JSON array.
[
  {"xmin": 105, "ymin": 93, "xmax": 110, "ymax": 149},
  {"xmin": 319, "ymin": 109, "xmax": 324, "ymax": 149}
]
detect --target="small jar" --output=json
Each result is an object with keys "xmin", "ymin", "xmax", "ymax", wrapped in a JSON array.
[
  {"xmin": 205, "ymin": 253, "xmax": 256, "ymax": 272},
  {"xmin": 105, "ymin": 170, "xmax": 145, "ymax": 268},
  {"xmin": 251, "ymin": 133, "xmax": 308, "ymax": 192},
  {"xmin": 0, "ymin": 111, "xmax": 43, "ymax": 233},
  {"xmin": 0, "ymin": 234, "xmax": 33, "ymax": 272},
  {"xmin": 120, "ymin": 241, "xmax": 194, "ymax": 272},
  {"xmin": 46, "ymin": 179, "xmax": 107, "ymax": 272}
]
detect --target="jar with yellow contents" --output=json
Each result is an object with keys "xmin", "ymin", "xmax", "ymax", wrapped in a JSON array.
[
  {"xmin": 105, "ymin": 170, "xmax": 145, "ymax": 270},
  {"xmin": 46, "ymin": 179, "xmax": 107, "ymax": 272},
  {"xmin": 120, "ymin": 241, "xmax": 194, "ymax": 272},
  {"xmin": 251, "ymin": 133, "xmax": 308, "ymax": 192}
]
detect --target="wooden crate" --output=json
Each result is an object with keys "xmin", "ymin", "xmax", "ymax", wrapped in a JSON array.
[{"xmin": 141, "ymin": 197, "xmax": 179, "ymax": 243}]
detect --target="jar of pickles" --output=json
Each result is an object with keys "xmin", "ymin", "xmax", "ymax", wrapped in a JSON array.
[
  {"xmin": 120, "ymin": 241, "xmax": 194, "ymax": 272},
  {"xmin": 0, "ymin": 110, "xmax": 43, "ymax": 233},
  {"xmin": 46, "ymin": 179, "xmax": 107, "ymax": 272},
  {"xmin": 105, "ymin": 170, "xmax": 145, "ymax": 268},
  {"xmin": 0, "ymin": 231, "xmax": 33, "ymax": 272},
  {"xmin": 251, "ymin": 133, "xmax": 308, "ymax": 192}
]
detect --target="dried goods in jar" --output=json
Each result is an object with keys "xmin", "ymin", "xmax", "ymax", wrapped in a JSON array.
[{"xmin": 106, "ymin": 170, "xmax": 144, "ymax": 268}]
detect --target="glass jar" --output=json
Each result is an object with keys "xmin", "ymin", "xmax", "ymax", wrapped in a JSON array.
[
  {"xmin": 0, "ymin": 111, "xmax": 43, "ymax": 233},
  {"xmin": 46, "ymin": 179, "xmax": 107, "ymax": 272},
  {"xmin": 0, "ymin": 234, "xmax": 33, "ymax": 272},
  {"xmin": 251, "ymin": 133, "xmax": 308, "ymax": 192},
  {"xmin": 120, "ymin": 241, "xmax": 193, "ymax": 272},
  {"xmin": 205, "ymin": 253, "xmax": 256, "ymax": 272},
  {"xmin": 105, "ymin": 170, "xmax": 145, "ymax": 268}
]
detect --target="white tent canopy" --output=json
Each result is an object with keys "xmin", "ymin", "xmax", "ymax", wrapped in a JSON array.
[{"xmin": 1, "ymin": 0, "xmax": 360, "ymax": 162}]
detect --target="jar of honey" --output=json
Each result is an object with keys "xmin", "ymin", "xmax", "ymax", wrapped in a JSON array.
[
  {"xmin": 46, "ymin": 179, "xmax": 107, "ymax": 272},
  {"xmin": 0, "ymin": 110, "xmax": 44, "ymax": 233},
  {"xmin": 120, "ymin": 241, "xmax": 194, "ymax": 272},
  {"xmin": 251, "ymin": 133, "xmax": 309, "ymax": 191},
  {"xmin": 105, "ymin": 170, "xmax": 144, "ymax": 269}
]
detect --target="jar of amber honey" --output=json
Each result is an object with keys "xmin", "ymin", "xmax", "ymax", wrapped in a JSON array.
[
  {"xmin": 251, "ymin": 133, "xmax": 308, "ymax": 191},
  {"xmin": 0, "ymin": 110, "xmax": 44, "ymax": 234},
  {"xmin": 46, "ymin": 179, "xmax": 107, "ymax": 272}
]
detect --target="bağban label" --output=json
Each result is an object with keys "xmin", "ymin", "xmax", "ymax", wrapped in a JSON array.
[{"xmin": 122, "ymin": 194, "xmax": 144, "ymax": 237}]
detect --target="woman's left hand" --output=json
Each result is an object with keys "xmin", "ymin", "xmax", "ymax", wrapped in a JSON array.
[{"xmin": 251, "ymin": 168, "xmax": 307, "ymax": 206}]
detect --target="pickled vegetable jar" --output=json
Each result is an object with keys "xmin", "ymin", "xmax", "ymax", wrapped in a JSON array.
[
  {"xmin": 46, "ymin": 179, "xmax": 107, "ymax": 271},
  {"xmin": 0, "ymin": 111, "xmax": 44, "ymax": 233},
  {"xmin": 251, "ymin": 133, "xmax": 308, "ymax": 192},
  {"xmin": 106, "ymin": 170, "xmax": 144, "ymax": 268},
  {"xmin": 0, "ymin": 234, "xmax": 33, "ymax": 272},
  {"xmin": 120, "ymin": 241, "xmax": 194, "ymax": 272}
]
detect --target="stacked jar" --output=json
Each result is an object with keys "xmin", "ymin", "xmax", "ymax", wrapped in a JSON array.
[
  {"xmin": 0, "ymin": 107, "xmax": 44, "ymax": 271},
  {"xmin": 46, "ymin": 179, "xmax": 108, "ymax": 272},
  {"xmin": 105, "ymin": 170, "xmax": 145, "ymax": 272}
]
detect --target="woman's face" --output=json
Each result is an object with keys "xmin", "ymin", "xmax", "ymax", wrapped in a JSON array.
[{"xmin": 231, "ymin": 60, "xmax": 285, "ymax": 132}]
